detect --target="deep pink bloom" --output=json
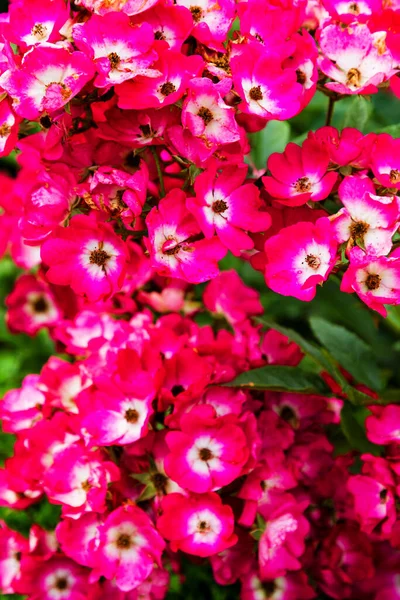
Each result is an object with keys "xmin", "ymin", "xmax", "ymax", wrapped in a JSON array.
[
  {"xmin": 41, "ymin": 214, "xmax": 129, "ymax": 302},
  {"xmin": 146, "ymin": 188, "xmax": 226, "ymax": 283},
  {"xmin": 80, "ymin": 374, "xmax": 155, "ymax": 446},
  {"xmin": 263, "ymin": 138, "xmax": 338, "ymax": 205},
  {"xmin": 72, "ymin": 13, "xmax": 158, "ymax": 88},
  {"xmin": 259, "ymin": 496, "xmax": 310, "ymax": 580},
  {"xmin": 0, "ymin": 97, "xmax": 20, "ymax": 158},
  {"xmin": 43, "ymin": 444, "xmax": 119, "ymax": 515},
  {"xmin": 176, "ymin": 0, "xmax": 235, "ymax": 48},
  {"xmin": 370, "ymin": 133, "xmax": 400, "ymax": 190},
  {"xmin": 366, "ymin": 405, "xmax": 400, "ymax": 445},
  {"xmin": 6, "ymin": 274, "xmax": 62, "ymax": 336},
  {"xmin": 318, "ymin": 23, "xmax": 395, "ymax": 95},
  {"xmin": 92, "ymin": 505, "xmax": 165, "ymax": 592},
  {"xmin": 157, "ymin": 492, "xmax": 237, "ymax": 557},
  {"xmin": 341, "ymin": 247, "xmax": 400, "ymax": 316},
  {"xmin": 131, "ymin": 3, "xmax": 193, "ymax": 51},
  {"xmin": 231, "ymin": 42, "xmax": 302, "ymax": 121},
  {"xmin": 74, "ymin": 0, "xmax": 159, "ymax": 15},
  {"xmin": 203, "ymin": 270, "xmax": 264, "ymax": 325},
  {"xmin": 115, "ymin": 47, "xmax": 203, "ymax": 109},
  {"xmin": 332, "ymin": 174, "xmax": 399, "ymax": 256},
  {"xmin": 0, "ymin": 522, "xmax": 29, "ymax": 593},
  {"xmin": 264, "ymin": 218, "xmax": 338, "ymax": 301},
  {"xmin": 0, "ymin": 46, "xmax": 95, "ymax": 119},
  {"xmin": 17, "ymin": 556, "xmax": 90, "ymax": 600},
  {"xmin": 181, "ymin": 78, "xmax": 240, "ymax": 148},
  {"xmin": 187, "ymin": 165, "xmax": 271, "ymax": 254},
  {"xmin": 347, "ymin": 473, "xmax": 396, "ymax": 536},
  {"xmin": 164, "ymin": 405, "xmax": 249, "ymax": 492},
  {"xmin": 57, "ymin": 513, "xmax": 102, "ymax": 568},
  {"xmin": 7, "ymin": 0, "xmax": 69, "ymax": 48}
]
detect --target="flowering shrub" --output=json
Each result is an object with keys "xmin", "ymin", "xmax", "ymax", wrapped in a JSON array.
[{"xmin": 0, "ymin": 0, "xmax": 400, "ymax": 598}]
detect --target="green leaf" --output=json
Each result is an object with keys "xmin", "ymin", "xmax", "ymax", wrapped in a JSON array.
[
  {"xmin": 249, "ymin": 120, "xmax": 290, "ymax": 170},
  {"xmin": 340, "ymin": 403, "xmax": 382, "ymax": 455},
  {"xmin": 255, "ymin": 318, "xmax": 381, "ymax": 405},
  {"xmin": 309, "ymin": 317, "xmax": 384, "ymax": 392},
  {"xmin": 342, "ymin": 96, "xmax": 372, "ymax": 132},
  {"xmin": 225, "ymin": 365, "xmax": 329, "ymax": 394}
]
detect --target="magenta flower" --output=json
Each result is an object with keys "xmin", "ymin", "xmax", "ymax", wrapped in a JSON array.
[
  {"xmin": 72, "ymin": 13, "xmax": 159, "ymax": 88},
  {"xmin": 370, "ymin": 133, "xmax": 400, "ymax": 190},
  {"xmin": 258, "ymin": 496, "xmax": 310, "ymax": 580},
  {"xmin": 92, "ymin": 505, "xmax": 165, "ymax": 592},
  {"xmin": 187, "ymin": 165, "xmax": 271, "ymax": 254},
  {"xmin": 341, "ymin": 247, "xmax": 400, "ymax": 316},
  {"xmin": 203, "ymin": 270, "xmax": 264, "ymax": 325},
  {"xmin": 318, "ymin": 23, "xmax": 395, "ymax": 95},
  {"xmin": 41, "ymin": 215, "xmax": 129, "ymax": 302},
  {"xmin": 231, "ymin": 42, "xmax": 302, "ymax": 121},
  {"xmin": 264, "ymin": 218, "xmax": 338, "ymax": 301},
  {"xmin": 157, "ymin": 492, "xmax": 237, "ymax": 557},
  {"xmin": 263, "ymin": 138, "xmax": 338, "ymax": 205},
  {"xmin": 146, "ymin": 188, "xmax": 226, "ymax": 283},
  {"xmin": 164, "ymin": 405, "xmax": 249, "ymax": 493},
  {"xmin": 182, "ymin": 78, "xmax": 240, "ymax": 148},
  {"xmin": 0, "ymin": 46, "xmax": 95, "ymax": 120},
  {"xmin": 332, "ymin": 175, "xmax": 400, "ymax": 256}
]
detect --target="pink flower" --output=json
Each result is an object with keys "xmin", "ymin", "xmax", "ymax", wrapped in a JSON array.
[
  {"xmin": 0, "ymin": 97, "xmax": 20, "ymax": 158},
  {"xmin": 72, "ymin": 13, "xmax": 159, "ymax": 88},
  {"xmin": 115, "ymin": 47, "xmax": 203, "ymax": 109},
  {"xmin": 0, "ymin": 374, "xmax": 46, "ymax": 433},
  {"xmin": 157, "ymin": 492, "xmax": 237, "ymax": 556},
  {"xmin": 341, "ymin": 247, "xmax": 400, "ymax": 316},
  {"xmin": 181, "ymin": 78, "xmax": 240, "ymax": 147},
  {"xmin": 0, "ymin": 522, "xmax": 28, "ymax": 593},
  {"xmin": 5, "ymin": 274, "xmax": 62, "ymax": 336},
  {"xmin": 43, "ymin": 444, "xmax": 119, "ymax": 515},
  {"xmin": 318, "ymin": 23, "xmax": 395, "ymax": 95},
  {"xmin": 7, "ymin": 0, "xmax": 69, "ymax": 48},
  {"xmin": 347, "ymin": 474, "xmax": 396, "ymax": 536},
  {"xmin": 41, "ymin": 214, "xmax": 129, "ymax": 302},
  {"xmin": 92, "ymin": 505, "xmax": 165, "ymax": 592},
  {"xmin": 19, "ymin": 164, "xmax": 78, "ymax": 245},
  {"xmin": 258, "ymin": 496, "xmax": 310, "ymax": 580},
  {"xmin": 262, "ymin": 138, "xmax": 338, "ymax": 205},
  {"xmin": 187, "ymin": 165, "xmax": 271, "ymax": 254},
  {"xmin": 57, "ymin": 513, "xmax": 102, "ymax": 568},
  {"xmin": 308, "ymin": 126, "xmax": 368, "ymax": 167},
  {"xmin": 261, "ymin": 330, "xmax": 303, "ymax": 366},
  {"xmin": 264, "ymin": 218, "xmax": 338, "ymax": 301},
  {"xmin": 86, "ymin": 163, "xmax": 148, "ymax": 225},
  {"xmin": 322, "ymin": 0, "xmax": 382, "ymax": 22},
  {"xmin": 231, "ymin": 42, "xmax": 302, "ymax": 121},
  {"xmin": 145, "ymin": 188, "xmax": 226, "ymax": 283},
  {"xmin": 366, "ymin": 405, "xmax": 400, "ymax": 445},
  {"xmin": 203, "ymin": 270, "xmax": 264, "ymax": 325},
  {"xmin": 0, "ymin": 46, "xmax": 95, "ymax": 120},
  {"xmin": 164, "ymin": 405, "xmax": 249, "ymax": 493},
  {"xmin": 74, "ymin": 0, "xmax": 159, "ymax": 16},
  {"xmin": 80, "ymin": 374, "xmax": 154, "ymax": 446},
  {"xmin": 370, "ymin": 133, "xmax": 400, "ymax": 190},
  {"xmin": 130, "ymin": 3, "xmax": 193, "ymax": 51},
  {"xmin": 175, "ymin": 0, "xmax": 236, "ymax": 48},
  {"xmin": 241, "ymin": 570, "xmax": 316, "ymax": 600},
  {"xmin": 17, "ymin": 556, "xmax": 90, "ymax": 600},
  {"xmin": 331, "ymin": 175, "xmax": 399, "ymax": 256}
]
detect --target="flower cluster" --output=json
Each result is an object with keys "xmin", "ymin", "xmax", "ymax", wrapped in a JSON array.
[
  {"xmin": 0, "ymin": 0, "xmax": 400, "ymax": 598},
  {"xmin": 2, "ymin": 269, "xmax": 400, "ymax": 600}
]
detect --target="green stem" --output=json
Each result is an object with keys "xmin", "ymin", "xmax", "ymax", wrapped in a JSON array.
[
  {"xmin": 326, "ymin": 96, "xmax": 335, "ymax": 126},
  {"xmin": 150, "ymin": 146, "xmax": 165, "ymax": 198}
]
